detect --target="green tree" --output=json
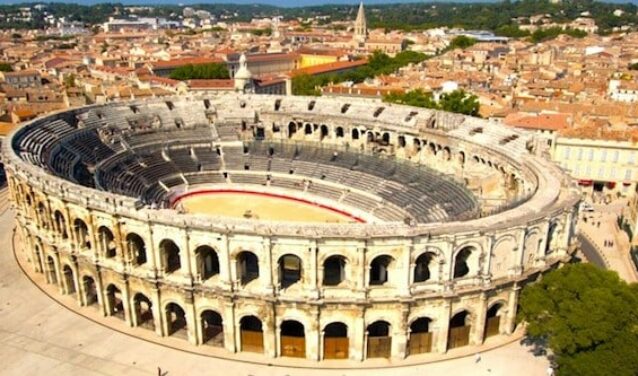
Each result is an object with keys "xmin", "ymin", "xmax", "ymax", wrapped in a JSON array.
[
  {"xmin": 448, "ymin": 35, "xmax": 477, "ymax": 50},
  {"xmin": 438, "ymin": 90, "xmax": 480, "ymax": 116},
  {"xmin": 0, "ymin": 62, "xmax": 13, "ymax": 72},
  {"xmin": 169, "ymin": 63, "xmax": 230, "ymax": 80},
  {"xmin": 384, "ymin": 89, "xmax": 438, "ymax": 109},
  {"xmin": 518, "ymin": 263, "xmax": 638, "ymax": 376}
]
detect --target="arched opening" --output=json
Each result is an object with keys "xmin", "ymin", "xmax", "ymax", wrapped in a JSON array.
[
  {"xmin": 165, "ymin": 303, "xmax": 187, "ymax": 338},
  {"xmin": 82, "ymin": 275, "xmax": 98, "ymax": 306},
  {"xmin": 278, "ymin": 254, "xmax": 302, "ymax": 289},
  {"xmin": 413, "ymin": 138, "xmax": 422, "ymax": 151},
  {"xmin": 54, "ymin": 210, "xmax": 67, "ymax": 239},
  {"xmin": 237, "ymin": 251, "xmax": 259, "ymax": 285},
  {"xmin": 62, "ymin": 265, "xmax": 75, "ymax": 295},
  {"xmin": 133, "ymin": 293, "xmax": 154, "ymax": 330},
  {"xmin": 485, "ymin": 303, "xmax": 503, "ymax": 339},
  {"xmin": 369, "ymin": 255, "xmax": 393, "ymax": 286},
  {"xmin": 240, "ymin": 316, "xmax": 264, "ymax": 353},
  {"xmin": 323, "ymin": 255, "xmax": 346, "ymax": 286},
  {"xmin": 98, "ymin": 226, "xmax": 116, "ymax": 258},
  {"xmin": 160, "ymin": 239, "xmax": 181, "ymax": 273},
  {"xmin": 453, "ymin": 247, "xmax": 473, "ymax": 278},
  {"xmin": 320, "ymin": 124, "xmax": 329, "ymax": 140},
  {"xmin": 324, "ymin": 322, "xmax": 349, "ymax": 359},
  {"xmin": 546, "ymin": 222, "xmax": 558, "ymax": 255},
  {"xmin": 448, "ymin": 311, "xmax": 471, "ymax": 349},
  {"xmin": 288, "ymin": 122, "xmax": 296, "ymax": 138},
  {"xmin": 45, "ymin": 255, "xmax": 57, "ymax": 284},
  {"xmin": 37, "ymin": 202, "xmax": 49, "ymax": 229},
  {"xmin": 280, "ymin": 320, "xmax": 305, "ymax": 358},
  {"xmin": 408, "ymin": 317, "xmax": 433, "ymax": 355},
  {"xmin": 304, "ymin": 123, "xmax": 312, "ymax": 135},
  {"xmin": 336, "ymin": 127, "xmax": 344, "ymax": 138},
  {"xmin": 73, "ymin": 218, "xmax": 90, "ymax": 249},
  {"xmin": 351, "ymin": 128, "xmax": 359, "ymax": 140},
  {"xmin": 195, "ymin": 246, "xmax": 220, "ymax": 281},
  {"xmin": 106, "ymin": 284, "xmax": 124, "ymax": 319},
  {"xmin": 201, "ymin": 310, "xmax": 224, "ymax": 346},
  {"xmin": 413, "ymin": 252, "xmax": 434, "ymax": 283},
  {"xmin": 126, "ymin": 233, "xmax": 147, "ymax": 265},
  {"xmin": 366, "ymin": 321, "xmax": 391, "ymax": 359},
  {"xmin": 398, "ymin": 135, "xmax": 406, "ymax": 148},
  {"xmin": 366, "ymin": 132, "xmax": 374, "ymax": 143}
]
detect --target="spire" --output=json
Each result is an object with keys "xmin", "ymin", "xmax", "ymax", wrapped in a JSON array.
[
  {"xmin": 234, "ymin": 53, "xmax": 253, "ymax": 93},
  {"xmin": 353, "ymin": 1, "xmax": 367, "ymax": 44}
]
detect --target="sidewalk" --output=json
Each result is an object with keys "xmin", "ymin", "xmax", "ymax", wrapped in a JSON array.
[{"xmin": 578, "ymin": 210, "xmax": 638, "ymax": 282}]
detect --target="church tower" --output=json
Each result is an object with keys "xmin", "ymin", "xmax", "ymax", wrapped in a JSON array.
[{"xmin": 353, "ymin": 1, "xmax": 367, "ymax": 44}]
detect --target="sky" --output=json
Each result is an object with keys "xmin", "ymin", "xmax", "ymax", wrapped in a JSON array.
[{"xmin": 0, "ymin": 0, "xmax": 635, "ymax": 7}]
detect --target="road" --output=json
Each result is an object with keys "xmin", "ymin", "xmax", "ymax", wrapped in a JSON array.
[{"xmin": 577, "ymin": 233, "xmax": 607, "ymax": 268}]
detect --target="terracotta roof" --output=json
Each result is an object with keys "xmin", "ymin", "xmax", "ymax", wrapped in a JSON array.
[
  {"xmin": 187, "ymin": 79, "xmax": 234, "ymax": 89},
  {"xmin": 291, "ymin": 59, "xmax": 367, "ymax": 77},
  {"xmin": 504, "ymin": 113, "xmax": 570, "ymax": 131}
]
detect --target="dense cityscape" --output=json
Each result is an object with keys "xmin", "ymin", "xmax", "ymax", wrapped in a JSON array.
[{"xmin": 0, "ymin": 1, "xmax": 637, "ymax": 376}]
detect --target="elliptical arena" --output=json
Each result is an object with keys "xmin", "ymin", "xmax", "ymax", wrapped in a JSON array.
[{"xmin": 4, "ymin": 94, "xmax": 579, "ymax": 364}]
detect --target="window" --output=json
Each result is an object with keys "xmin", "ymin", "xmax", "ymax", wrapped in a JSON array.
[
  {"xmin": 577, "ymin": 148, "xmax": 583, "ymax": 160},
  {"xmin": 600, "ymin": 150, "xmax": 607, "ymax": 162},
  {"xmin": 629, "ymin": 152, "xmax": 636, "ymax": 164},
  {"xmin": 562, "ymin": 146, "xmax": 571, "ymax": 160},
  {"xmin": 625, "ymin": 169, "xmax": 632, "ymax": 181},
  {"xmin": 613, "ymin": 150, "xmax": 619, "ymax": 162},
  {"xmin": 598, "ymin": 167, "xmax": 605, "ymax": 178},
  {"xmin": 609, "ymin": 167, "xmax": 616, "ymax": 179},
  {"xmin": 588, "ymin": 149, "xmax": 594, "ymax": 161}
]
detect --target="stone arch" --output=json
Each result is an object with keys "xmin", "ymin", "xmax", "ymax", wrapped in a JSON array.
[
  {"xmin": 53, "ymin": 210, "xmax": 68, "ymax": 239},
  {"xmin": 323, "ymin": 322, "xmax": 349, "ymax": 359},
  {"xmin": 62, "ymin": 264, "xmax": 76, "ymax": 295},
  {"xmin": 73, "ymin": 218, "xmax": 90, "ymax": 249},
  {"xmin": 239, "ymin": 315, "xmax": 264, "ymax": 353},
  {"xmin": 408, "ymin": 317, "xmax": 433, "ymax": 355},
  {"xmin": 36, "ymin": 201, "xmax": 49, "ymax": 229},
  {"xmin": 320, "ymin": 124, "xmax": 329, "ymax": 140},
  {"xmin": 237, "ymin": 251, "xmax": 259, "ymax": 284},
  {"xmin": 126, "ymin": 233, "xmax": 147, "ymax": 265},
  {"xmin": 322, "ymin": 255, "xmax": 346, "ymax": 286},
  {"xmin": 81, "ymin": 275, "xmax": 98, "ymax": 306},
  {"xmin": 453, "ymin": 245, "xmax": 478, "ymax": 279},
  {"xmin": 351, "ymin": 128, "xmax": 360, "ymax": 140},
  {"xmin": 546, "ymin": 221, "xmax": 562, "ymax": 254},
  {"xmin": 201, "ymin": 309, "xmax": 224, "ymax": 346},
  {"xmin": 165, "ymin": 302, "xmax": 187, "ymax": 338},
  {"xmin": 278, "ymin": 253, "xmax": 302, "ymax": 289},
  {"xmin": 523, "ymin": 229, "xmax": 542, "ymax": 269},
  {"xmin": 105, "ymin": 283, "xmax": 124, "ymax": 319},
  {"xmin": 335, "ymin": 126, "xmax": 344, "ymax": 138},
  {"xmin": 448, "ymin": 310, "xmax": 472, "ymax": 349},
  {"xmin": 366, "ymin": 320, "xmax": 392, "ymax": 359},
  {"xmin": 133, "ymin": 292, "xmax": 154, "ymax": 330},
  {"xmin": 45, "ymin": 255, "xmax": 57, "ymax": 285},
  {"xmin": 97, "ymin": 226, "xmax": 116, "ymax": 258},
  {"xmin": 280, "ymin": 320, "xmax": 306, "ymax": 358},
  {"xmin": 159, "ymin": 239, "xmax": 181, "ymax": 273},
  {"xmin": 287, "ymin": 121, "xmax": 296, "ymax": 138},
  {"xmin": 369, "ymin": 255, "xmax": 394, "ymax": 286},
  {"xmin": 195, "ymin": 245, "xmax": 220, "ymax": 281},
  {"xmin": 413, "ymin": 251, "xmax": 437, "ymax": 283},
  {"xmin": 485, "ymin": 301, "xmax": 506, "ymax": 339}
]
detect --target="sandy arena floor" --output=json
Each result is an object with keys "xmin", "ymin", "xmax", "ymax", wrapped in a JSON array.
[{"xmin": 176, "ymin": 191, "xmax": 360, "ymax": 223}]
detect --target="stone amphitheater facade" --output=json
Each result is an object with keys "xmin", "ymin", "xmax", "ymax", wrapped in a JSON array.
[{"xmin": 4, "ymin": 93, "xmax": 580, "ymax": 364}]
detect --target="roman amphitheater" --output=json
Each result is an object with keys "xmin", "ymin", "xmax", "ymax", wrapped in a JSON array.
[{"xmin": 3, "ymin": 93, "xmax": 580, "ymax": 365}]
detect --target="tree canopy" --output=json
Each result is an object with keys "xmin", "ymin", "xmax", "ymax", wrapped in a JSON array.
[
  {"xmin": 383, "ymin": 89, "xmax": 480, "ymax": 117},
  {"xmin": 518, "ymin": 263, "xmax": 638, "ymax": 376},
  {"xmin": 169, "ymin": 63, "xmax": 230, "ymax": 81}
]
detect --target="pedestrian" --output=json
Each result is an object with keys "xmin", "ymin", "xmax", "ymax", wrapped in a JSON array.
[{"xmin": 475, "ymin": 352, "xmax": 481, "ymax": 363}]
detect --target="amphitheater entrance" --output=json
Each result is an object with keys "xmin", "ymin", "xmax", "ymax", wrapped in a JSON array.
[
  {"xmin": 166, "ymin": 303, "xmax": 187, "ymax": 338},
  {"xmin": 240, "ymin": 316, "xmax": 264, "ymax": 353},
  {"xmin": 280, "ymin": 320, "xmax": 305, "ymax": 358},
  {"xmin": 485, "ymin": 303, "xmax": 503, "ymax": 339},
  {"xmin": 133, "ymin": 293, "xmax": 154, "ymax": 330},
  {"xmin": 323, "ymin": 322, "xmax": 349, "ymax": 360},
  {"xmin": 196, "ymin": 246, "xmax": 220, "ymax": 281},
  {"xmin": 126, "ymin": 233, "xmax": 147, "ymax": 265},
  {"xmin": 106, "ymin": 284, "xmax": 125, "ymax": 320},
  {"xmin": 448, "ymin": 311, "xmax": 471, "ymax": 350},
  {"xmin": 201, "ymin": 310, "xmax": 224, "ymax": 347},
  {"xmin": 408, "ymin": 318, "xmax": 433, "ymax": 355},
  {"xmin": 366, "ymin": 321, "xmax": 392, "ymax": 359},
  {"xmin": 82, "ymin": 276, "xmax": 98, "ymax": 306},
  {"xmin": 237, "ymin": 251, "xmax": 259, "ymax": 285},
  {"xmin": 62, "ymin": 265, "xmax": 76, "ymax": 295},
  {"xmin": 45, "ymin": 256, "xmax": 57, "ymax": 285}
]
